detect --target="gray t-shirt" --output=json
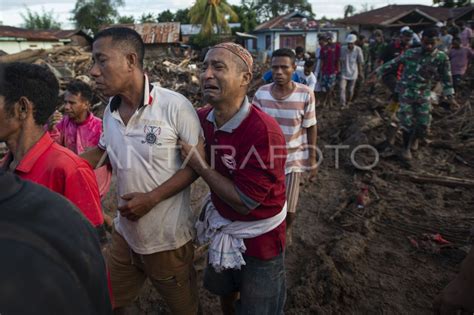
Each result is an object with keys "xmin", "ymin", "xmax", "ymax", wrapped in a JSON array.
[{"xmin": 340, "ymin": 45, "xmax": 364, "ymax": 80}]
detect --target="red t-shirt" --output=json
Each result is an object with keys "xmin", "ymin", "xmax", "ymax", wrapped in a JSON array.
[
  {"xmin": 320, "ymin": 42, "xmax": 341, "ymax": 75},
  {"xmin": 198, "ymin": 105, "xmax": 287, "ymax": 260},
  {"xmin": 1, "ymin": 133, "xmax": 104, "ymax": 227}
]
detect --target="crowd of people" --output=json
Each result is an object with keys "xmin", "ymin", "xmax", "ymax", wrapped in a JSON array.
[{"xmin": 0, "ymin": 20, "xmax": 472, "ymax": 315}]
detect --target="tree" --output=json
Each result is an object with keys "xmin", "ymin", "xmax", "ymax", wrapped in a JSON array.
[
  {"xmin": 117, "ymin": 15, "xmax": 135, "ymax": 24},
  {"xmin": 174, "ymin": 8, "xmax": 190, "ymax": 24},
  {"xmin": 188, "ymin": 0, "xmax": 238, "ymax": 37},
  {"xmin": 433, "ymin": 0, "xmax": 470, "ymax": 7},
  {"xmin": 232, "ymin": 3, "xmax": 258, "ymax": 33},
  {"xmin": 72, "ymin": 0, "xmax": 124, "ymax": 34},
  {"xmin": 253, "ymin": 0, "xmax": 314, "ymax": 22},
  {"xmin": 157, "ymin": 10, "xmax": 174, "ymax": 22},
  {"xmin": 359, "ymin": 3, "xmax": 374, "ymax": 13},
  {"xmin": 21, "ymin": 7, "xmax": 61, "ymax": 30},
  {"xmin": 343, "ymin": 5, "xmax": 356, "ymax": 18},
  {"xmin": 139, "ymin": 13, "xmax": 156, "ymax": 23}
]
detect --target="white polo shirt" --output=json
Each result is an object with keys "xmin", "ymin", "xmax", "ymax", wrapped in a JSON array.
[{"xmin": 99, "ymin": 75, "xmax": 201, "ymax": 254}]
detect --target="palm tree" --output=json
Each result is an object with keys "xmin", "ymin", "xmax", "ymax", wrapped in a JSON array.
[
  {"xmin": 344, "ymin": 4, "xmax": 356, "ymax": 18},
  {"xmin": 189, "ymin": 0, "xmax": 238, "ymax": 37}
]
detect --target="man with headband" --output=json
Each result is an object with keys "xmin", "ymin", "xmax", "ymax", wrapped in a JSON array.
[{"xmin": 180, "ymin": 42, "xmax": 288, "ymax": 314}]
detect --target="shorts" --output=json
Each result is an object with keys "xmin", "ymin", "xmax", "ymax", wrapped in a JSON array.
[
  {"xmin": 204, "ymin": 253, "xmax": 286, "ymax": 315},
  {"xmin": 320, "ymin": 74, "xmax": 337, "ymax": 92},
  {"xmin": 285, "ymin": 172, "xmax": 302, "ymax": 213},
  {"xmin": 106, "ymin": 228, "xmax": 199, "ymax": 314}
]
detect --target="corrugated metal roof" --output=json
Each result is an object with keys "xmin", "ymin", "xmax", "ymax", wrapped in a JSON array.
[
  {"xmin": 114, "ymin": 23, "xmax": 181, "ymax": 44},
  {"xmin": 180, "ymin": 23, "xmax": 241, "ymax": 35}
]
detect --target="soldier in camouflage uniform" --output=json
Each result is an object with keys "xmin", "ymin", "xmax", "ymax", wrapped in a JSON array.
[{"xmin": 376, "ymin": 28, "xmax": 455, "ymax": 160}]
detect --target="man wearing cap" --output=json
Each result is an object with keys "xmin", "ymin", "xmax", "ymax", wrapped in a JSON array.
[
  {"xmin": 375, "ymin": 28, "xmax": 455, "ymax": 160},
  {"xmin": 180, "ymin": 42, "xmax": 288, "ymax": 314},
  {"xmin": 339, "ymin": 34, "xmax": 364, "ymax": 108},
  {"xmin": 81, "ymin": 27, "xmax": 201, "ymax": 314}
]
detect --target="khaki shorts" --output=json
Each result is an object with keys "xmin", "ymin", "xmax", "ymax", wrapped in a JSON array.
[
  {"xmin": 285, "ymin": 172, "xmax": 302, "ymax": 213},
  {"xmin": 106, "ymin": 228, "xmax": 199, "ymax": 314}
]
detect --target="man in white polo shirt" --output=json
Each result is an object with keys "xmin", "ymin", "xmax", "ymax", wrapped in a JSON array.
[{"xmin": 82, "ymin": 27, "xmax": 201, "ymax": 314}]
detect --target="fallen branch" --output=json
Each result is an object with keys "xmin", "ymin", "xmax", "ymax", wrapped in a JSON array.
[{"xmin": 396, "ymin": 171, "xmax": 474, "ymax": 188}]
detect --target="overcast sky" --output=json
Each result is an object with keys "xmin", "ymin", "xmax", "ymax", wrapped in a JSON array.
[{"xmin": 0, "ymin": 0, "xmax": 433, "ymax": 29}]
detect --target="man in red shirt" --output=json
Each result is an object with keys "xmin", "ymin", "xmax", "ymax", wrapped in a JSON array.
[
  {"xmin": 0, "ymin": 62, "xmax": 105, "ymax": 240},
  {"xmin": 180, "ymin": 43, "xmax": 287, "ymax": 314}
]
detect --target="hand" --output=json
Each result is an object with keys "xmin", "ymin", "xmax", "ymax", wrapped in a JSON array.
[
  {"xmin": 179, "ymin": 137, "xmax": 208, "ymax": 172},
  {"xmin": 48, "ymin": 110, "xmax": 63, "ymax": 130},
  {"xmin": 433, "ymin": 276, "xmax": 474, "ymax": 314},
  {"xmin": 118, "ymin": 192, "xmax": 156, "ymax": 221},
  {"xmin": 307, "ymin": 165, "xmax": 318, "ymax": 183}
]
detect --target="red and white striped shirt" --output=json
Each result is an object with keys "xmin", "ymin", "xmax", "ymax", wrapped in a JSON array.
[{"xmin": 252, "ymin": 82, "xmax": 317, "ymax": 174}]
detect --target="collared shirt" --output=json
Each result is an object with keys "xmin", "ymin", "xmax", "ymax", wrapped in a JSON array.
[
  {"xmin": 252, "ymin": 83, "xmax": 317, "ymax": 174},
  {"xmin": 199, "ymin": 99, "xmax": 287, "ymax": 260},
  {"xmin": 49, "ymin": 112, "xmax": 111, "ymax": 197},
  {"xmin": 1, "ymin": 133, "xmax": 103, "ymax": 227},
  {"xmin": 99, "ymin": 74, "xmax": 201, "ymax": 254},
  {"xmin": 340, "ymin": 45, "xmax": 364, "ymax": 80}
]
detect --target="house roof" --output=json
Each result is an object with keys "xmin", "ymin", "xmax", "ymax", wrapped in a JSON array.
[
  {"xmin": 339, "ymin": 5, "xmax": 452, "ymax": 26},
  {"xmin": 0, "ymin": 26, "xmax": 92, "ymax": 42},
  {"xmin": 0, "ymin": 25, "xmax": 60, "ymax": 41},
  {"xmin": 112, "ymin": 23, "xmax": 181, "ymax": 44},
  {"xmin": 254, "ymin": 12, "xmax": 319, "ymax": 33}
]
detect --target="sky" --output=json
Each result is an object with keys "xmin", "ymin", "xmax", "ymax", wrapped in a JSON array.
[{"xmin": 0, "ymin": 0, "xmax": 434, "ymax": 29}]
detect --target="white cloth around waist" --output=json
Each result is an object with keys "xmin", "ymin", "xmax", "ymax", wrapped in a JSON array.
[{"xmin": 195, "ymin": 194, "xmax": 287, "ymax": 272}]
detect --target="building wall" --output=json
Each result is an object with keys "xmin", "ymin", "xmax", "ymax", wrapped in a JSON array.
[
  {"xmin": 0, "ymin": 40, "xmax": 64, "ymax": 54},
  {"xmin": 305, "ymin": 32, "xmax": 318, "ymax": 53}
]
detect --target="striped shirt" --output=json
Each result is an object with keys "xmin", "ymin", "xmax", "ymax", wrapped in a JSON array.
[{"xmin": 252, "ymin": 82, "xmax": 317, "ymax": 174}]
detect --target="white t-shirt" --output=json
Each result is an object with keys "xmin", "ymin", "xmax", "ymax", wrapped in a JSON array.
[
  {"xmin": 340, "ymin": 45, "xmax": 364, "ymax": 80},
  {"xmin": 296, "ymin": 70, "xmax": 317, "ymax": 91},
  {"xmin": 99, "ymin": 75, "xmax": 201, "ymax": 254}
]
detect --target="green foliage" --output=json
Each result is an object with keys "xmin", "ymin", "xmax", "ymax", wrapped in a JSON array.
[
  {"xmin": 21, "ymin": 7, "xmax": 61, "ymax": 30},
  {"xmin": 344, "ymin": 5, "xmax": 356, "ymax": 18},
  {"xmin": 157, "ymin": 10, "xmax": 174, "ymax": 22},
  {"xmin": 117, "ymin": 15, "xmax": 135, "ymax": 24},
  {"xmin": 359, "ymin": 3, "xmax": 374, "ymax": 13},
  {"xmin": 139, "ymin": 13, "xmax": 156, "ymax": 23},
  {"xmin": 174, "ymin": 9, "xmax": 191, "ymax": 24},
  {"xmin": 71, "ymin": 0, "xmax": 124, "ymax": 34},
  {"xmin": 189, "ymin": 33, "xmax": 220, "ymax": 49},
  {"xmin": 189, "ymin": 0, "xmax": 238, "ymax": 37},
  {"xmin": 232, "ymin": 3, "xmax": 258, "ymax": 32},
  {"xmin": 253, "ymin": 0, "xmax": 314, "ymax": 22}
]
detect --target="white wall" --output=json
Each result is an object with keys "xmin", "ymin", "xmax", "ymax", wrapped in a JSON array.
[
  {"xmin": 0, "ymin": 40, "xmax": 64, "ymax": 54},
  {"xmin": 305, "ymin": 32, "xmax": 318, "ymax": 53}
]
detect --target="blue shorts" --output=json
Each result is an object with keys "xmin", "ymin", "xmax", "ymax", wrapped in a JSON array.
[{"xmin": 204, "ymin": 253, "xmax": 286, "ymax": 315}]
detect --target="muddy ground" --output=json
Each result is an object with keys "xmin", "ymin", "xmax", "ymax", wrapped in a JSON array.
[{"xmin": 117, "ymin": 74, "xmax": 473, "ymax": 314}]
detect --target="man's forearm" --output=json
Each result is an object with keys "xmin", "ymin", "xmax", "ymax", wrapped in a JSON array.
[
  {"xmin": 307, "ymin": 125, "xmax": 318, "ymax": 166},
  {"xmin": 195, "ymin": 165, "xmax": 250, "ymax": 215},
  {"xmin": 149, "ymin": 167, "xmax": 199, "ymax": 205},
  {"xmin": 80, "ymin": 146, "xmax": 105, "ymax": 168}
]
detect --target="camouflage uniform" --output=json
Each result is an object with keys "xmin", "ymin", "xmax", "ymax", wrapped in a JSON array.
[{"xmin": 377, "ymin": 47, "xmax": 454, "ymax": 136}]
